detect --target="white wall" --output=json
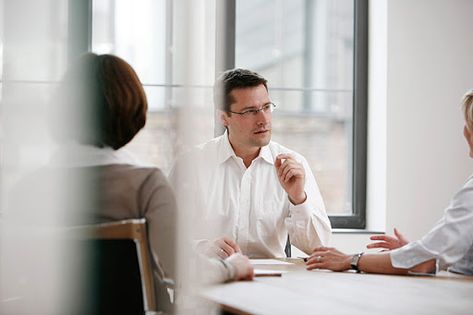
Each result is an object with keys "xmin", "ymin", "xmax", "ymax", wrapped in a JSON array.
[{"xmin": 330, "ymin": 0, "xmax": 473, "ymax": 253}]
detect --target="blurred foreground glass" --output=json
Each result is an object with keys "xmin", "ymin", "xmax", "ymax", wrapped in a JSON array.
[
  {"xmin": 0, "ymin": 1, "xmax": 89, "ymax": 314},
  {"xmin": 92, "ymin": 1, "xmax": 220, "ymax": 313}
]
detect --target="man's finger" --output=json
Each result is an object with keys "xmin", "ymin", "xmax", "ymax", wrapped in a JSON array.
[
  {"xmin": 306, "ymin": 256, "xmax": 322, "ymax": 264},
  {"xmin": 282, "ymin": 169, "xmax": 292, "ymax": 182},
  {"xmin": 312, "ymin": 246, "xmax": 330, "ymax": 252},
  {"xmin": 306, "ymin": 262, "xmax": 324, "ymax": 270},
  {"xmin": 277, "ymin": 159, "xmax": 293, "ymax": 177},
  {"xmin": 309, "ymin": 250, "xmax": 330, "ymax": 258},
  {"xmin": 278, "ymin": 159, "xmax": 301, "ymax": 175},
  {"xmin": 276, "ymin": 153, "xmax": 295, "ymax": 161},
  {"xmin": 275, "ymin": 154, "xmax": 295, "ymax": 167},
  {"xmin": 217, "ymin": 250, "xmax": 227, "ymax": 259},
  {"xmin": 217, "ymin": 241, "xmax": 236, "ymax": 256},
  {"xmin": 224, "ymin": 238, "xmax": 241, "ymax": 252},
  {"xmin": 285, "ymin": 167, "xmax": 304, "ymax": 182},
  {"xmin": 233, "ymin": 243, "xmax": 242, "ymax": 253},
  {"xmin": 275, "ymin": 156, "xmax": 282, "ymax": 169},
  {"xmin": 215, "ymin": 245, "xmax": 228, "ymax": 258},
  {"xmin": 279, "ymin": 162, "xmax": 297, "ymax": 179}
]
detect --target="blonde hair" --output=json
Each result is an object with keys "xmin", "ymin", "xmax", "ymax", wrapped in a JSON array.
[{"xmin": 462, "ymin": 89, "xmax": 473, "ymax": 131}]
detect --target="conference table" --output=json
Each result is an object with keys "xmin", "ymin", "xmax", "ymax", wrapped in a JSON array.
[{"xmin": 201, "ymin": 258, "xmax": 473, "ymax": 315}]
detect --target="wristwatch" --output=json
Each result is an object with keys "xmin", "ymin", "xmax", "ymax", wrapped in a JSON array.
[{"xmin": 350, "ymin": 252, "xmax": 364, "ymax": 272}]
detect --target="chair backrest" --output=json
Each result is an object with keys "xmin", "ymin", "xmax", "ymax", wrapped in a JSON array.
[{"xmin": 69, "ymin": 219, "xmax": 157, "ymax": 314}]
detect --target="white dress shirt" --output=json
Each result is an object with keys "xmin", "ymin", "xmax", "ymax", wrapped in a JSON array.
[
  {"xmin": 390, "ymin": 174, "xmax": 473, "ymax": 275},
  {"xmin": 170, "ymin": 132, "xmax": 332, "ymax": 258}
]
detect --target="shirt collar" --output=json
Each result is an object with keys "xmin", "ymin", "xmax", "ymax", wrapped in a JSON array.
[
  {"xmin": 217, "ymin": 130, "xmax": 237, "ymax": 164},
  {"xmin": 217, "ymin": 130, "xmax": 274, "ymax": 165},
  {"xmin": 259, "ymin": 144, "xmax": 274, "ymax": 165}
]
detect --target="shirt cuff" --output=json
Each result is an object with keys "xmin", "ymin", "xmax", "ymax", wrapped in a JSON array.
[
  {"xmin": 288, "ymin": 197, "xmax": 312, "ymax": 218},
  {"xmin": 219, "ymin": 258, "xmax": 236, "ymax": 281},
  {"xmin": 390, "ymin": 241, "xmax": 439, "ymax": 272}
]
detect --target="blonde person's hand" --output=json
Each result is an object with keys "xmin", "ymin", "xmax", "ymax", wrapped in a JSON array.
[
  {"xmin": 306, "ymin": 247, "xmax": 351, "ymax": 272},
  {"xmin": 275, "ymin": 154, "xmax": 306, "ymax": 205},
  {"xmin": 367, "ymin": 228, "xmax": 408, "ymax": 251},
  {"xmin": 225, "ymin": 253, "xmax": 254, "ymax": 281},
  {"xmin": 212, "ymin": 236, "xmax": 241, "ymax": 259}
]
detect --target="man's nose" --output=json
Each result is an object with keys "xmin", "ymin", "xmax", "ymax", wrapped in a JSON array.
[{"xmin": 255, "ymin": 108, "xmax": 270, "ymax": 124}]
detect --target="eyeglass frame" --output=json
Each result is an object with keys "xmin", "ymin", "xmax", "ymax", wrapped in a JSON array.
[{"xmin": 227, "ymin": 102, "xmax": 276, "ymax": 117}]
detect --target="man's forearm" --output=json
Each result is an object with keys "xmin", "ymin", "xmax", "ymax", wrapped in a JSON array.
[{"xmin": 288, "ymin": 210, "xmax": 331, "ymax": 255}]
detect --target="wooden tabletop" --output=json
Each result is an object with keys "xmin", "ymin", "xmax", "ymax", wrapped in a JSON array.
[{"xmin": 201, "ymin": 258, "xmax": 473, "ymax": 315}]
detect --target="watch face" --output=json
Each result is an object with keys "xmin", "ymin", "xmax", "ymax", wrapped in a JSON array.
[
  {"xmin": 350, "ymin": 253, "xmax": 362, "ymax": 270},
  {"xmin": 350, "ymin": 254, "xmax": 355, "ymax": 265}
]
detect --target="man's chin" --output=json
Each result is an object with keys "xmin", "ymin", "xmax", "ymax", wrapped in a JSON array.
[{"xmin": 251, "ymin": 133, "xmax": 271, "ymax": 147}]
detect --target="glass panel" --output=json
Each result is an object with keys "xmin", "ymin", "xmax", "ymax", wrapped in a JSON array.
[
  {"xmin": 124, "ymin": 85, "xmax": 215, "ymax": 174},
  {"xmin": 235, "ymin": 0, "xmax": 354, "ymax": 214}
]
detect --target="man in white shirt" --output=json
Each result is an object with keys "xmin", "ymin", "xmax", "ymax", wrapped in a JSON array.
[{"xmin": 171, "ymin": 68, "xmax": 331, "ymax": 258}]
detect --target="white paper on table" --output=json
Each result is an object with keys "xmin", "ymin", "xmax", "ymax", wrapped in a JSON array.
[{"xmin": 250, "ymin": 259, "xmax": 294, "ymax": 265}]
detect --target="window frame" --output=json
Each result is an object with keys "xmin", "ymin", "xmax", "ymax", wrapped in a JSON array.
[
  {"xmin": 216, "ymin": 0, "xmax": 368, "ymax": 229},
  {"xmin": 67, "ymin": 0, "xmax": 92, "ymax": 61}
]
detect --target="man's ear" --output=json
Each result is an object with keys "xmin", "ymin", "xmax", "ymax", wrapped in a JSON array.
[{"xmin": 217, "ymin": 110, "xmax": 230, "ymax": 127}]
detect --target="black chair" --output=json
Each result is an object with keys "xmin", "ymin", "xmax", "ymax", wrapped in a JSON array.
[{"xmin": 68, "ymin": 219, "xmax": 170, "ymax": 315}]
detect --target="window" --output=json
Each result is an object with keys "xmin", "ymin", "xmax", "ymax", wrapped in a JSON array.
[
  {"xmin": 90, "ymin": 0, "xmax": 367, "ymax": 228},
  {"xmin": 218, "ymin": 0, "xmax": 367, "ymax": 228}
]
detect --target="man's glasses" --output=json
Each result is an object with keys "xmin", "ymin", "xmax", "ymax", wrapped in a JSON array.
[{"xmin": 228, "ymin": 102, "xmax": 276, "ymax": 118}]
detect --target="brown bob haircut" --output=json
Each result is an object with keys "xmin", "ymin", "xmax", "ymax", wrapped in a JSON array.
[
  {"xmin": 213, "ymin": 68, "xmax": 268, "ymax": 113},
  {"xmin": 59, "ymin": 53, "xmax": 147, "ymax": 150}
]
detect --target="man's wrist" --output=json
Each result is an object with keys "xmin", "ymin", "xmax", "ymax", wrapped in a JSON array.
[
  {"xmin": 289, "ymin": 192, "xmax": 307, "ymax": 205},
  {"xmin": 344, "ymin": 255, "xmax": 352, "ymax": 271}
]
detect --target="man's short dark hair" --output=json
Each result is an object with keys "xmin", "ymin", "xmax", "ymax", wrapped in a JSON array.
[
  {"xmin": 213, "ymin": 68, "xmax": 268, "ymax": 113},
  {"xmin": 58, "ymin": 53, "xmax": 147, "ymax": 150}
]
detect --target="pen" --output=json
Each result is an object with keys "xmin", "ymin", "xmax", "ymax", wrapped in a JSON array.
[
  {"xmin": 299, "ymin": 257, "xmax": 308, "ymax": 262},
  {"xmin": 254, "ymin": 272, "xmax": 282, "ymax": 277}
]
